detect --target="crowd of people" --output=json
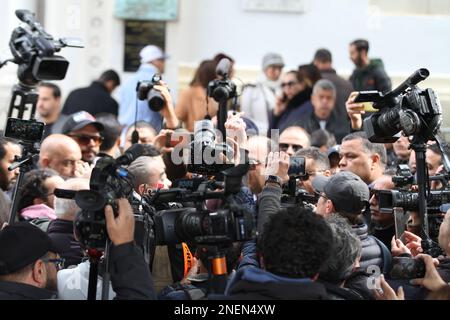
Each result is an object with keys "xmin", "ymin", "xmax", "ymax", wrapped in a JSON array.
[{"xmin": 0, "ymin": 38, "xmax": 449, "ymax": 301}]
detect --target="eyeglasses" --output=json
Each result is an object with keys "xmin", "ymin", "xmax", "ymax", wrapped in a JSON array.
[
  {"xmin": 281, "ymin": 81, "xmax": 298, "ymax": 88},
  {"xmin": 41, "ymin": 258, "xmax": 65, "ymax": 271},
  {"xmin": 69, "ymin": 135, "xmax": 104, "ymax": 146},
  {"xmin": 279, "ymin": 143, "xmax": 303, "ymax": 153}
]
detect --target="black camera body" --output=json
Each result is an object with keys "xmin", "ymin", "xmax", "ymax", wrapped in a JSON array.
[
  {"xmin": 207, "ymin": 79, "xmax": 237, "ymax": 102},
  {"xmin": 137, "ymin": 74, "xmax": 165, "ymax": 112},
  {"xmin": 146, "ymin": 164, "xmax": 256, "ymax": 246},
  {"xmin": 357, "ymin": 69, "xmax": 442, "ymax": 144},
  {"xmin": 281, "ymin": 156, "xmax": 317, "ymax": 208},
  {"xmin": 187, "ymin": 119, "xmax": 234, "ymax": 176},
  {"xmin": 7, "ymin": 10, "xmax": 83, "ymax": 86}
]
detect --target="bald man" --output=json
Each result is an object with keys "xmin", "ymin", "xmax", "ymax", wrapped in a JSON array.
[
  {"xmin": 245, "ymin": 136, "xmax": 272, "ymax": 195},
  {"xmin": 39, "ymin": 134, "xmax": 83, "ymax": 179},
  {"xmin": 279, "ymin": 126, "xmax": 311, "ymax": 156}
]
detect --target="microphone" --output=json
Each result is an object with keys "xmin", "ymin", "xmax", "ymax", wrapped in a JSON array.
[
  {"xmin": 16, "ymin": 10, "xmax": 36, "ymax": 24},
  {"xmin": 216, "ymin": 58, "xmax": 231, "ymax": 78}
]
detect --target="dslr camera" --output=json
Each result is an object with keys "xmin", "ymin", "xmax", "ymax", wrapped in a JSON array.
[{"xmin": 137, "ymin": 74, "xmax": 166, "ymax": 112}]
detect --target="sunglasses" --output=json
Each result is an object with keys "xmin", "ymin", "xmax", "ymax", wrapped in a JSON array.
[
  {"xmin": 41, "ymin": 258, "xmax": 65, "ymax": 271},
  {"xmin": 69, "ymin": 134, "xmax": 104, "ymax": 146},
  {"xmin": 279, "ymin": 143, "xmax": 303, "ymax": 153},
  {"xmin": 281, "ymin": 81, "xmax": 298, "ymax": 88}
]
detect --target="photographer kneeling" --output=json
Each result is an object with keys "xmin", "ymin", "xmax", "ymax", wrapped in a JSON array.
[{"xmin": 0, "ymin": 199, "xmax": 155, "ymax": 300}]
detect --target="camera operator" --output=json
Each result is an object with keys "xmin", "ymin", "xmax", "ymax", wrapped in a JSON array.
[
  {"xmin": 36, "ymin": 83, "xmax": 68, "ymax": 140},
  {"xmin": 47, "ymin": 178, "xmax": 90, "ymax": 267},
  {"xmin": 0, "ymin": 199, "xmax": 156, "ymax": 300},
  {"xmin": 313, "ymin": 171, "xmax": 391, "ymax": 272},
  {"xmin": 256, "ymin": 151, "xmax": 290, "ymax": 236},
  {"xmin": 39, "ymin": 134, "xmax": 84, "ymax": 179},
  {"xmin": 0, "ymin": 136, "xmax": 22, "ymax": 195},
  {"xmin": 245, "ymin": 135, "xmax": 272, "ymax": 196},
  {"xmin": 223, "ymin": 207, "xmax": 332, "ymax": 299},
  {"xmin": 278, "ymin": 126, "xmax": 311, "ymax": 156},
  {"xmin": 294, "ymin": 147, "xmax": 331, "ymax": 196},
  {"xmin": 95, "ymin": 114, "xmax": 123, "ymax": 159},
  {"xmin": 17, "ymin": 169, "xmax": 64, "ymax": 231},
  {"xmin": 62, "ymin": 111, "xmax": 105, "ymax": 165},
  {"xmin": 339, "ymin": 132, "xmax": 386, "ymax": 186},
  {"xmin": 368, "ymin": 175, "xmax": 396, "ymax": 250}
]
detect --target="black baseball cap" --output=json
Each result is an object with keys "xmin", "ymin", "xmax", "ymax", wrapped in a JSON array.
[
  {"xmin": 312, "ymin": 171, "xmax": 370, "ymax": 215},
  {"xmin": 0, "ymin": 222, "xmax": 60, "ymax": 275},
  {"xmin": 62, "ymin": 111, "xmax": 104, "ymax": 134}
]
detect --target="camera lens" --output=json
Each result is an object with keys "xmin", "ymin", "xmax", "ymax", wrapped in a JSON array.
[{"xmin": 147, "ymin": 90, "xmax": 165, "ymax": 112}]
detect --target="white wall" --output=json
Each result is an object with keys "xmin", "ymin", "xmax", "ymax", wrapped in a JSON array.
[{"xmin": 1, "ymin": 0, "xmax": 449, "ymax": 118}]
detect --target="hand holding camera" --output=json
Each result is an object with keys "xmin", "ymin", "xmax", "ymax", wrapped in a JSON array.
[
  {"xmin": 410, "ymin": 254, "xmax": 446, "ymax": 292},
  {"xmin": 104, "ymin": 198, "xmax": 135, "ymax": 246},
  {"xmin": 265, "ymin": 151, "xmax": 290, "ymax": 185},
  {"xmin": 345, "ymin": 91, "xmax": 365, "ymax": 130}
]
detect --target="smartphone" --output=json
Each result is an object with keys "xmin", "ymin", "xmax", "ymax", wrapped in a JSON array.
[
  {"xmin": 281, "ymin": 93, "xmax": 288, "ymax": 103},
  {"xmin": 288, "ymin": 156, "xmax": 306, "ymax": 178},
  {"xmin": 389, "ymin": 257, "xmax": 426, "ymax": 280}
]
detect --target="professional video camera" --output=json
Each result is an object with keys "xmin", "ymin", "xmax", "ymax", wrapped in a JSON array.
[
  {"xmin": 354, "ymin": 68, "xmax": 441, "ymax": 144},
  {"xmin": 1, "ymin": 10, "xmax": 83, "ymax": 224},
  {"xmin": 354, "ymin": 68, "xmax": 447, "ymax": 257},
  {"xmin": 137, "ymin": 74, "xmax": 165, "ymax": 112},
  {"xmin": 145, "ymin": 163, "xmax": 255, "ymax": 246},
  {"xmin": 54, "ymin": 144, "xmax": 155, "ymax": 250},
  {"xmin": 281, "ymin": 156, "xmax": 317, "ymax": 208},
  {"xmin": 378, "ymin": 164, "xmax": 449, "ymax": 243}
]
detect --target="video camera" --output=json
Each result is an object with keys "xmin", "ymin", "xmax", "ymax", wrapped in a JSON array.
[
  {"xmin": 378, "ymin": 164, "xmax": 449, "ymax": 247},
  {"xmin": 354, "ymin": 68, "xmax": 441, "ymax": 144},
  {"xmin": 54, "ymin": 144, "xmax": 152, "ymax": 251},
  {"xmin": 145, "ymin": 163, "xmax": 255, "ymax": 246}
]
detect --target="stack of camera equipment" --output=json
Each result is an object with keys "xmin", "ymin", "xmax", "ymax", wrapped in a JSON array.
[
  {"xmin": 281, "ymin": 156, "xmax": 318, "ymax": 208},
  {"xmin": 0, "ymin": 10, "xmax": 83, "ymax": 224},
  {"xmin": 355, "ymin": 68, "xmax": 448, "ymax": 261}
]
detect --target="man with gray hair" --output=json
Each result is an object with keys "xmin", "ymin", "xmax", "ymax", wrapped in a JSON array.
[
  {"xmin": 127, "ymin": 155, "xmax": 171, "ymax": 194},
  {"xmin": 319, "ymin": 214, "xmax": 364, "ymax": 299},
  {"xmin": 47, "ymin": 178, "xmax": 90, "ymax": 267},
  {"xmin": 295, "ymin": 79, "xmax": 350, "ymax": 143}
]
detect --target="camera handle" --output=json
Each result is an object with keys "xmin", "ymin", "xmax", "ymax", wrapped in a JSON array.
[
  {"xmin": 411, "ymin": 140, "xmax": 442, "ymax": 256},
  {"xmin": 217, "ymin": 99, "xmax": 228, "ymax": 142},
  {"xmin": 8, "ymin": 83, "xmax": 39, "ymax": 120}
]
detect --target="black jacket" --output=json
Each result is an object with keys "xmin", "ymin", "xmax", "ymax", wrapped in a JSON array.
[
  {"xmin": 349, "ymin": 59, "xmax": 392, "ymax": 94},
  {"xmin": 0, "ymin": 242, "xmax": 155, "ymax": 300},
  {"xmin": 0, "ymin": 281, "xmax": 56, "ymax": 300},
  {"xmin": 223, "ymin": 267, "xmax": 328, "ymax": 300},
  {"xmin": 353, "ymin": 223, "xmax": 388, "ymax": 272},
  {"xmin": 62, "ymin": 81, "xmax": 119, "ymax": 116},
  {"xmin": 321, "ymin": 69, "xmax": 353, "ymax": 124},
  {"xmin": 268, "ymin": 88, "xmax": 313, "ymax": 134},
  {"xmin": 294, "ymin": 110, "xmax": 350, "ymax": 144},
  {"xmin": 46, "ymin": 219, "xmax": 84, "ymax": 267}
]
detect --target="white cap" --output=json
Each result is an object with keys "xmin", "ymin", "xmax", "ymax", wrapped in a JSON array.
[{"xmin": 139, "ymin": 45, "xmax": 169, "ymax": 64}]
